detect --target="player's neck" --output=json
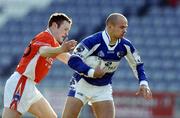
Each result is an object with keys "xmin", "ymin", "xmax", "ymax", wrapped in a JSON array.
[
  {"xmin": 47, "ymin": 28, "xmax": 53, "ymax": 35},
  {"xmin": 110, "ymin": 36, "xmax": 117, "ymax": 42},
  {"xmin": 47, "ymin": 28, "xmax": 59, "ymax": 43},
  {"xmin": 109, "ymin": 36, "xmax": 118, "ymax": 45},
  {"xmin": 109, "ymin": 40, "xmax": 117, "ymax": 47}
]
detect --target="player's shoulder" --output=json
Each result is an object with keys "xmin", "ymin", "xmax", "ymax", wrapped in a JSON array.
[
  {"xmin": 121, "ymin": 37, "xmax": 135, "ymax": 52},
  {"xmin": 30, "ymin": 31, "xmax": 55, "ymax": 48},
  {"xmin": 82, "ymin": 31, "xmax": 102, "ymax": 43},
  {"xmin": 121, "ymin": 37, "xmax": 133, "ymax": 46},
  {"xmin": 91, "ymin": 31, "xmax": 103, "ymax": 39}
]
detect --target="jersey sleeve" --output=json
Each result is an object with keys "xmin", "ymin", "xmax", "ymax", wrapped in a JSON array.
[
  {"xmin": 29, "ymin": 32, "xmax": 54, "ymax": 55},
  {"xmin": 123, "ymin": 40, "xmax": 148, "ymax": 84},
  {"xmin": 68, "ymin": 35, "xmax": 100, "ymax": 77},
  {"xmin": 32, "ymin": 38, "xmax": 52, "ymax": 47}
]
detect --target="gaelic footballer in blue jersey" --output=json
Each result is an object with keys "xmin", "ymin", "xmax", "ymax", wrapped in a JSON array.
[{"xmin": 62, "ymin": 13, "xmax": 152, "ymax": 118}]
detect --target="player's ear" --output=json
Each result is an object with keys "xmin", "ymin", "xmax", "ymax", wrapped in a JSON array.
[
  {"xmin": 52, "ymin": 22, "xmax": 58, "ymax": 28},
  {"xmin": 107, "ymin": 24, "xmax": 113, "ymax": 29}
]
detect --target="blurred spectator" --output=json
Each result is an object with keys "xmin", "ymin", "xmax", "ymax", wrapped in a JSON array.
[
  {"xmin": 159, "ymin": 0, "xmax": 178, "ymax": 7},
  {"xmin": 137, "ymin": 1, "xmax": 151, "ymax": 17},
  {"xmin": 71, "ymin": 26, "xmax": 88, "ymax": 42},
  {"xmin": 169, "ymin": 0, "xmax": 178, "ymax": 7},
  {"xmin": 93, "ymin": 17, "xmax": 106, "ymax": 33}
]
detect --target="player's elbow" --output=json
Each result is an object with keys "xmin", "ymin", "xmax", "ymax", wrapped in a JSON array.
[
  {"xmin": 68, "ymin": 56, "xmax": 90, "ymax": 75},
  {"xmin": 67, "ymin": 56, "xmax": 75, "ymax": 68}
]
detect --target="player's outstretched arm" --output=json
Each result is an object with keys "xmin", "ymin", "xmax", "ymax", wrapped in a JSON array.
[
  {"xmin": 56, "ymin": 53, "xmax": 71, "ymax": 64},
  {"xmin": 39, "ymin": 40, "xmax": 77, "ymax": 57},
  {"xmin": 123, "ymin": 40, "xmax": 152, "ymax": 100}
]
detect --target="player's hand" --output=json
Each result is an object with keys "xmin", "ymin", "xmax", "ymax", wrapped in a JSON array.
[
  {"xmin": 61, "ymin": 39, "xmax": 77, "ymax": 52},
  {"xmin": 93, "ymin": 66, "xmax": 106, "ymax": 78},
  {"xmin": 136, "ymin": 85, "xmax": 152, "ymax": 100}
]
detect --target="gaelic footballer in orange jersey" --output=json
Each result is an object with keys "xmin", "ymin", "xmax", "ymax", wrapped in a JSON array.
[
  {"xmin": 3, "ymin": 12, "xmax": 77, "ymax": 118},
  {"xmin": 16, "ymin": 30, "xmax": 60, "ymax": 83}
]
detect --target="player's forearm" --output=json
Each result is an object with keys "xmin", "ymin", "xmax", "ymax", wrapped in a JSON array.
[
  {"xmin": 125, "ymin": 54, "xmax": 148, "ymax": 84},
  {"xmin": 39, "ymin": 46, "xmax": 64, "ymax": 57},
  {"xmin": 56, "ymin": 53, "xmax": 71, "ymax": 64},
  {"xmin": 68, "ymin": 56, "xmax": 91, "ymax": 76},
  {"xmin": 137, "ymin": 63, "xmax": 147, "ymax": 81},
  {"xmin": 137, "ymin": 64, "xmax": 149, "ymax": 87}
]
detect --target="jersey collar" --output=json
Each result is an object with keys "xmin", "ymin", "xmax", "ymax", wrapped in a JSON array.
[
  {"xmin": 102, "ymin": 30, "xmax": 120, "ymax": 50},
  {"xmin": 46, "ymin": 28, "xmax": 53, "ymax": 35}
]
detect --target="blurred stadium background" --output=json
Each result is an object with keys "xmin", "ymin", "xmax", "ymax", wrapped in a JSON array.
[{"xmin": 0, "ymin": 0, "xmax": 180, "ymax": 117}]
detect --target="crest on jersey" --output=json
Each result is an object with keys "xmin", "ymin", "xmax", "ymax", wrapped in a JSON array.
[
  {"xmin": 105, "ymin": 61, "xmax": 112, "ymax": 67},
  {"xmin": 98, "ymin": 51, "xmax": 105, "ymax": 57},
  {"xmin": 76, "ymin": 45, "xmax": 85, "ymax": 52},
  {"xmin": 117, "ymin": 51, "xmax": 125, "ymax": 59}
]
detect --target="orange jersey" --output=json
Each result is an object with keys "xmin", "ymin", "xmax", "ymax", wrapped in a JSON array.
[{"xmin": 16, "ymin": 30, "xmax": 60, "ymax": 84}]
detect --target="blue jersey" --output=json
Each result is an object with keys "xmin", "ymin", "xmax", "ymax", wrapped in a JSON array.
[{"xmin": 68, "ymin": 30, "xmax": 148, "ymax": 86}]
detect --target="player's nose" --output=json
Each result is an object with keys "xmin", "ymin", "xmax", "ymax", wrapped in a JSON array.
[{"xmin": 124, "ymin": 28, "xmax": 127, "ymax": 33}]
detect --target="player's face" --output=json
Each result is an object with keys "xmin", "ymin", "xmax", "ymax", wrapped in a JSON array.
[
  {"xmin": 54, "ymin": 21, "xmax": 71, "ymax": 43},
  {"xmin": 112, "ymin": 18, "xmax": 128, "ymax": 39}
]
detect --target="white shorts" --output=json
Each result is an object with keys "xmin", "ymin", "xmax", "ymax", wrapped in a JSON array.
[
  {"xmin": 4, "ymin": 72, "xmax": 43, "ymax": 114},
  {"xmin": 68, "ymin": 78, "xmax": 113, "ymax": 105}
]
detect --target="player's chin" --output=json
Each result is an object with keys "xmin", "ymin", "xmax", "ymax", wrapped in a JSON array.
[
  {"xmin": 57, "ymin": 39, "xmax": 63, "ymax": 44},
  {"xmin": 118, "ymin": 34, "xmax": 124, "ymax": 39},
  {"xmin": 121, "ymin": 33, "xmax": 126, "ymax": 37},
  {"xmin": 118, "ymin": 36, "xmax": 123, "ymax": 39}
]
